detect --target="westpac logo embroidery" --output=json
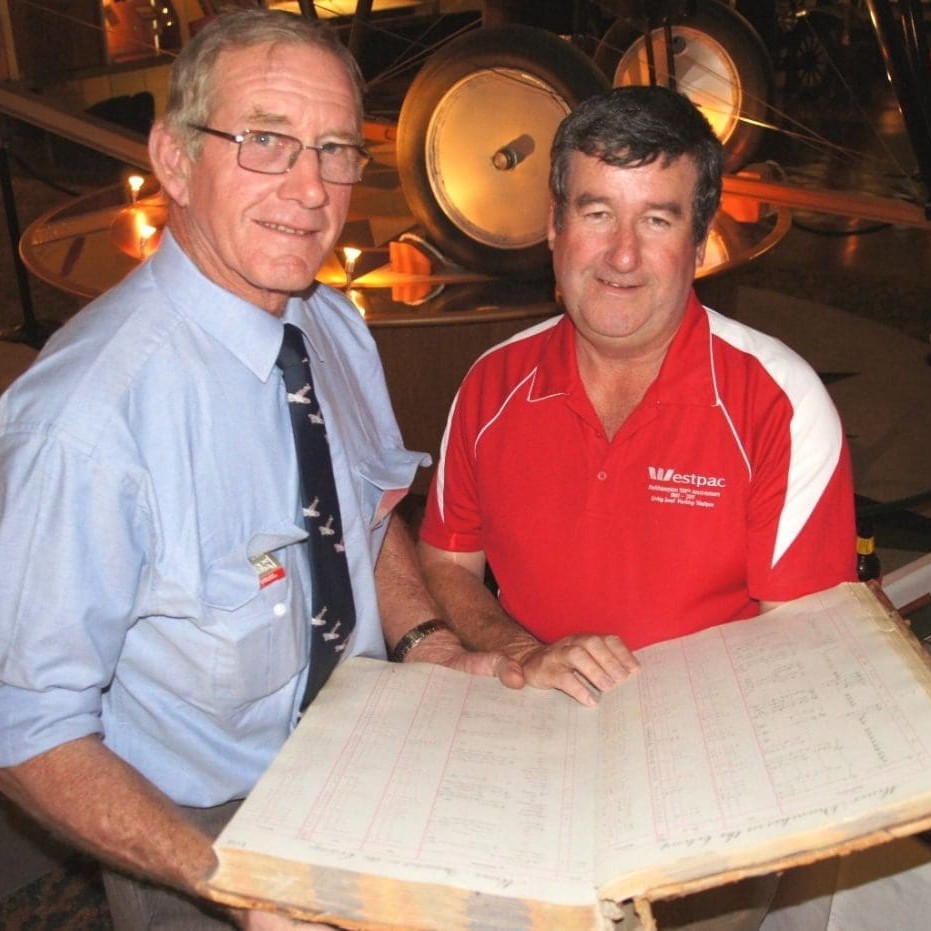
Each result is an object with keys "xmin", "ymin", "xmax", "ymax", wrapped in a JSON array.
[{"xmin": 648, "ymin": 466, "xmax": 726, "ymax": 488}]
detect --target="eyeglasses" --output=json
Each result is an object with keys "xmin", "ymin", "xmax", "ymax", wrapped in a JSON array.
[{"xmin": 189, "ymin": 125, "xmax": 370, "ymax": 184}]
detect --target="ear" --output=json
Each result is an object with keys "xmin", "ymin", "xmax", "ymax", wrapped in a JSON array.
[
  {"xmin": 148, "ymin": 120, "xmax": 193, "ymax": 207},
  {"xmin": 694, "ymin": 235, "xmax": 708, "ymax": 269},
  {"xmin": 546, "ymin": 199, "xmax": 558, "ymax": 251}
]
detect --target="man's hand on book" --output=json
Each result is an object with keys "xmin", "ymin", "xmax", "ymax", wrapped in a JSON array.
[
  {"xmin": 403, "ymin": 625, "xmax": 526, "ymax": 689},
  {"xmin": 514, "ymin": 634, "xmax": 640, "ymax": 707},
  {"xmin": 402, "ymin": 622, "xmax": 639, "ymax": 705}
]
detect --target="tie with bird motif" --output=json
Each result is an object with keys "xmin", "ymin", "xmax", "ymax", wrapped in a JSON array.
[{"xmin": 276, "ymin": 323, "xmax": 356, "ymax": 708}]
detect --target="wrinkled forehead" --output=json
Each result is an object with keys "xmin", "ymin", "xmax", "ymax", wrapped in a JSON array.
[
  {"xmin": 566, "ymin": 148, "xmax": 698, "ymax": 189},
  {"xmin": 207, "ymin": 41, "xmax": 361, "ymax": 126}
]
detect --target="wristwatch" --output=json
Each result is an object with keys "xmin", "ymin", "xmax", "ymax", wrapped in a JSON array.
[{"xmin": 390, "ymin": 619, "xmax": 450, "ymax": 663}]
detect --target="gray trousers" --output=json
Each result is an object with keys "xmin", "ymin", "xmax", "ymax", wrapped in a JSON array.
[{"xmin": 102, "ymin": 799, "xmax": 241, "ymax": 931}]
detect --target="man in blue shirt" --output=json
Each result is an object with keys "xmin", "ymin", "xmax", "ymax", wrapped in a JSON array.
[{"xmin": 0, "ymin": 9, "xmax": 517, "ymax": 929}]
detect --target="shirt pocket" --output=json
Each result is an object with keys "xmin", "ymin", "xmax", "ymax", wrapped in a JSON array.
[
  {"xmin": 356, "ymin": 448, "xmax": 430, "ymax": 530},
  {"xmin": 196, "ymin": 525, "xmax": 308, "ymax": 715}
]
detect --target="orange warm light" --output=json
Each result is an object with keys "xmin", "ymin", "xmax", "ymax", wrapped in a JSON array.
[
  {"xmin": 111, "ymin": 192, "xmax": 168, "ymax": 261},
  {"xmin": 138, "ymin": 222, "xmax": 159, "ymax": 259},
  {"xmin": 387, "ymin": 240, "xmax": 433, "ymax": 304},
  {"xmin": 346, "ymin": 288, "xmax": 368, "ymax": 318},
  {"xmin": 342, "ymin": 246, "xmax": 362, "ymax": 286},
  {"xmin": 127, "ymin": 174, "xmax": 145, "ymax": 204}
]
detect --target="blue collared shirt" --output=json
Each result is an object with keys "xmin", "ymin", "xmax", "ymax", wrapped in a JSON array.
[{"xmin": 0, "ymin": 231, "xmax": 428, "ymax": 805}]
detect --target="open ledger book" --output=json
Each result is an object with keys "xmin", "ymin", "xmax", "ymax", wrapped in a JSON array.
[{"xmin": 205, "ymin": 582, "xmax": 931, "ymax": 930}]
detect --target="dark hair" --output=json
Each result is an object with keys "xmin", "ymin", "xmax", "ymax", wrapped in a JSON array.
[
  {"xmin": 550, "ymin": 85, "xmax": 723, "ymax": 242},
  {"xmin": 162, "ymin": 7, "xmax": 364, "ymax": 159}
]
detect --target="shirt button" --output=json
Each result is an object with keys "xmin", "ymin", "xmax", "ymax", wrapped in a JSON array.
[
  {"xmin": 273, "ymin": 602, "xmax": 287, "ymax": 617},
  {"xmin": 597, "ymin": 471, "xmax": 608, "ymax": 481}
]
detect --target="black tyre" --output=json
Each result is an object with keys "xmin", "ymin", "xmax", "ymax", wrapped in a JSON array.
[
  {"xmin": 593, "ymin": 0, "xmax": 774, "ymax": 171},
  {"xmin": 396, "ymin": 24, "xmax": 609, "ymax": 277}
]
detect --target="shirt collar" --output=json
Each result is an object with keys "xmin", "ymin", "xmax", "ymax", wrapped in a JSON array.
[
  {"xmin": 150, "ymin": 230, "xmax": 288, "ymax": 383},
  {"xmin": 530, "ymin": 291, "xmax": 716, "ymax": 406},
  {"xmin": 651, "ymin": 290, "xmax": 717, "ymax": 407},
  {"xmin": 526, "ymin": 315, "xmax": 579, "ymax": 400}
]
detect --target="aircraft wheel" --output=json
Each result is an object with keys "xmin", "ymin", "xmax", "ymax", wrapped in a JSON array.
[
  {"xmin": 594, "ymin": 0, "xmax": 773, "ymax": 172},
  {"xmin": 396, "ymin": 24, "xmax": 608, "ymax": 277}
]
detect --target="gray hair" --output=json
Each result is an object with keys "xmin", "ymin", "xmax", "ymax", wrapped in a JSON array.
[
  {"xmin": 550, "ymin": 85, "xmax": 723, "ymax": 243},
  {"xmin": 161, "ymin": 7, "xmax": 364, "ymax": 159}
]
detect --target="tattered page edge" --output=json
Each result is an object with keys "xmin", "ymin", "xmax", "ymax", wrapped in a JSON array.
[
  {"xmin": 866, "ymin": 580, "xmax": 931, "ymax": 681},
  {"xmin": 614, "ymin": 807, "xmax": 931, "ymax": 911},
  {"xmin": 206, "ymin": 847, "xmax": 604, "ymax": 931}
]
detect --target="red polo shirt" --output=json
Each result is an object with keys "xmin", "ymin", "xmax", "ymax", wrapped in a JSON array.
[{"xmin": 420, "ymin": 293, "xmax": 856, "ymax": 650}]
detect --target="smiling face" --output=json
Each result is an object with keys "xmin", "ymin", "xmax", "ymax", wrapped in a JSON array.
[
  {"xmin": 151, "ymin": 41, "xmax": 361, "ymax": 315},
  {"xmin": 548, "ymin": 151, "xmax": 707, "ymax": 364}
]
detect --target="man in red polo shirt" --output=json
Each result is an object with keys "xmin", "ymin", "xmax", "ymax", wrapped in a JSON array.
[
  {"xmin": 418, "ymin": 85, "xmax": 856, "ymax": 708},
  {"xmin": 418, "ymin": 82, "xmax": 859, "ymax": 931}
]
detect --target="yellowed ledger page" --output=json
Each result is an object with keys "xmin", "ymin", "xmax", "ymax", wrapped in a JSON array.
[
  {"xmin": 209, "ymin": 658, "xmax": 603, "ymax": 925},
  {"xmin": 596, "ymin": 582, "xmax": 931, "ymax": 902}
]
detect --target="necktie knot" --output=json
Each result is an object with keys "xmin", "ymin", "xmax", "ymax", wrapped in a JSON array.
[{"xmin": 276, "ymin": 323, "xmax": 308, "ymax": 372}]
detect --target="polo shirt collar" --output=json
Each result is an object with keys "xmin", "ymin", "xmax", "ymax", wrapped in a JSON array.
[
  {"xmin": 526, "ymin": 314, "xmax": 579, "ymax": 400},
  {"xmin": 650, "ymin": 290, "xmax": 717, "ymax": 407},
  {"xmin": 527, "ymin": 292, "xmax": 715, "ymax": 408},
  {"xmin": 150, "ymin": 229, "xmax": 292, "ymax": 383}
]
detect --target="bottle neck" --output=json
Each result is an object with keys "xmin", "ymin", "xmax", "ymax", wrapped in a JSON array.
[{"xmin": 856, "ymin": 536, "xmax": 876, "ymax": 556}]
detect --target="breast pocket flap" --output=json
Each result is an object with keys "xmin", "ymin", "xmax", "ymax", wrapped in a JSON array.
[{"xmin": 204, "ymin": 524, "xmax": 307, "ymax": 610}]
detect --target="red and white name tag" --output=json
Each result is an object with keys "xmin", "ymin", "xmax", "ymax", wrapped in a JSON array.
[{"xmin": 250, "ymin": 552, "xmax": 286, "ymax": 589}]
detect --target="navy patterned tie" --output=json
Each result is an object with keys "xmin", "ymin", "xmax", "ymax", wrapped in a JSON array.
[{"xmin": 276, "ymin": 323, "xmax": 356, "ymax": 708}]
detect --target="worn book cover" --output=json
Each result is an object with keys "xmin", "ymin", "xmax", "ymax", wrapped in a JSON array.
[{"xmin": 205, "ymin": 582, "xmax": 931, "ymax": 930}]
